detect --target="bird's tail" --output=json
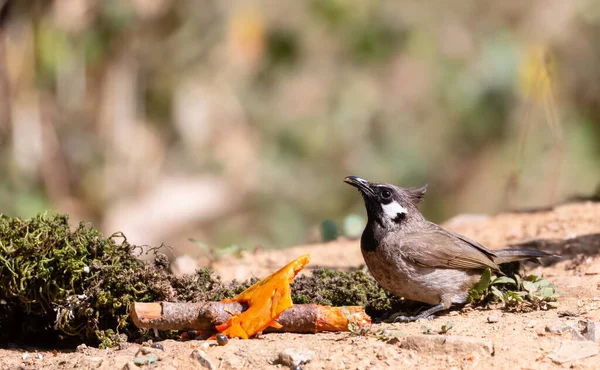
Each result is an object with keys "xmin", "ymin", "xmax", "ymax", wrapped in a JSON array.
[{"xmin": 492, "ymin": 249, "xmax": 560, "ymax": 265}]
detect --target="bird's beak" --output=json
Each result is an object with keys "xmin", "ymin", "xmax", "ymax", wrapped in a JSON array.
[{"xmin": 344, "ymin": 176, "xmax": 374, "ymax": 195}]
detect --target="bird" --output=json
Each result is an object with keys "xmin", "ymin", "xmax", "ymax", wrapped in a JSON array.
[{"xmin": 344, "ymin": 175, "xmax": 557, "ymax": 322}]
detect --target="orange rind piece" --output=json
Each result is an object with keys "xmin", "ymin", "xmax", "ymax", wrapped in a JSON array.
[{"xmin": 215, "ymin": 254, "xmax": 310, "ymax": 339}]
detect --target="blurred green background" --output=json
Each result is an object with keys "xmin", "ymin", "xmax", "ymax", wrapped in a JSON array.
[{"xmin": 0, "ymin": 0, "xmax": 599, "ymax": 259}]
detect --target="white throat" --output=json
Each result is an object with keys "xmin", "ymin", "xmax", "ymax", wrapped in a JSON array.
[{"xmin": 382, "ymin": 201, "xmax": 408, "ymax": 220}]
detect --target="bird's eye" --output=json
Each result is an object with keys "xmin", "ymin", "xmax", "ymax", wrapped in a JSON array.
[{"xmin": 381, "ymin": 189, "xmax": 392, "ymax": 199}]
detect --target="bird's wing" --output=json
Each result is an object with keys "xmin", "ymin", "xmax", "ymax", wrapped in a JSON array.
[
  {"xmin": 399, "ymin": 228, "xmax": 501, "ymax": 272},
  {"xmin": 433, "ymin": 224, "xmax": 498, "ymax": 258}
]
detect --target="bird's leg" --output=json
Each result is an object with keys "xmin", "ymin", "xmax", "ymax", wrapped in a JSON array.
[{"xmin": 392, "ymin": 303, "xmax": 446, "ymax": 323}]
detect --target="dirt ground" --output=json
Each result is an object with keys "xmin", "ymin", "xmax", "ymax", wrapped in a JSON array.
[{"xmin": 2, "ymin": 201, "xmax": 600, "ymax": 370}]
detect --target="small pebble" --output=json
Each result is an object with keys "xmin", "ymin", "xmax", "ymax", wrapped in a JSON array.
[
  {"xmin": 76, "ymin": 344, "xmax": 88, "ymax": 352},
  {"xmin": 122, "ymin": 362, "xmax": 139, "ymax": 370},
  {"xmin": 186, "ymin": 330, "xmax": 197, "ymax": 340},
  {"xmin": 386, "ymin": 337, "xmax": 401, "ymax": 345},
  {"xmin": 582, "ymin": 321, "xmax": 600, "ymax": 342},
  {"xmin": 118, "ymin": 342, "xmax": 133, "ymax": 350},
  {"xmin": 292, "ymin": 366, "xmax": 302, "ymax": 370},
  {"xmin": 151, "ymin": 343, "xmax": 164, "ymax": 351},
  {"xmin": 191, "ymin": 349, "xmax": 215, "ymax": 370},
  {"xmin": 546, "ymin": 322, "xmax": 573, "ymax": 334},
  {"xmin": 277, "ymin": 348, "xmax": 314, "ymax": 368},
  {"xmin": 21, "ymin": 353, "xmax": 29, "ymax": 360},
  {"xmin": 35, "ymin": 353, "xmax": 43, "ymax": 360},
  {"xmin": 527, "ymin": 320, "xmax": 537, "ymax": 328},
  {"xmin": 216, "ymin": 334, "xmax": 229, "ymax": 346},
  {"xmin": 487, "ymin": 315, "xmax": 499, "ymax": 323}
]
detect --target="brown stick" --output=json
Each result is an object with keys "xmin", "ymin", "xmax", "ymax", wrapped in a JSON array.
[{"xmin": 131, "ymin": 302, "xmax": 371, "ymax": 334}]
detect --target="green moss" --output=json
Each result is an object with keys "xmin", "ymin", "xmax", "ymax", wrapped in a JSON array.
[
  {"xmin": 0, "ymin": 213, "xmax": 244, "ymax": 347},
  {"xmin": 291, "ymin": 269, "xmax": 405, "ymax": 317}
]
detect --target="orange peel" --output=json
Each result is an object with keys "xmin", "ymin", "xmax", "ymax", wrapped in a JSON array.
[{"xmin": 215, "ymin": 254, "xmax": 310, "ymax": 339}]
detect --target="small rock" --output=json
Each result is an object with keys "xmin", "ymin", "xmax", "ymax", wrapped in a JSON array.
[
  {"xmin": 571, "ymin": 327, "xmax": 587, "ymax": 341},
  {"xmin": 216, "ymin": 333, "xmax": 229, "ymax": 346},
  {"xmin": 527, "ymin": 320, "xmax": 537, "ymax": 328},
  {"xmin": 400, "ymin": 335, "xmax": 494, "ymax": 357},
  {"xmin": 21, "ymin": 353, "xmax": 29, "ymax": 360},
  {"xmin": 546, "ymin": 322, "xmax": 574, "ymax": 334},
  {"xmin": 186, "ymin": 330, "xmax": 197, "ymax": 340},
  {"xmin": 150, "ymin": 343, "xmax": 164, "ymax": 351},
  {"xmin": 191, "ymin": 349, "xmax": 215, "ymax": 370},
  {"xmin": 386, "ymin": 337, "xmax": 401, "ymax": 345},
  {"xmin": 277, "ymin": 348, "xmax": 315, "ymax": 368},
  {"xmin": 136, "ymin": 347, "xmax": 162, "ymax": 358},
  {"xmin": 547, "ymin": 340, "xmax": 599, "ymax": 364},
  {"xmin": 557, "ymin": 311, "xmax": 577, "ymax": 318},
  {"xmin": 221, "ymin": 356, "xmax": 246, "ymax": 370},
  {"xmin": 132, "ymin": 348, "xmax": 163, "ymax": 366},
  {"xmin": 35, "ymin": 353, "xmax": 43, "ymax": 360},
  {"xmin": 582, "ymin": 321, "xmax": 600, "ymax": 342},
  {"xmin": 121, "ymin": 361, "xmax": 139, "ymax": 370},
  {"xmin": 76, "ymin": 344, "xmax": 88, "ymax": 353},
  {"xmin": 487, "ymin": 316, "xmax": 499, "ymax": 323}
]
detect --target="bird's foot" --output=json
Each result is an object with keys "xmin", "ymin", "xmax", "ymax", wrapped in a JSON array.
[
  {"xmin": 391, "ymin": 313, "xmax": 435, "ymax": 323},
  {"xmin": 388, "ymin": 302, "xmax": 446, "ymax": 323}
]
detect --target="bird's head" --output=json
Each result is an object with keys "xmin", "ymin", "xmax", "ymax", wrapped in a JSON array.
[{"xmin": 344, "ymin": 176, "xmax": 428, "ymax": 230}]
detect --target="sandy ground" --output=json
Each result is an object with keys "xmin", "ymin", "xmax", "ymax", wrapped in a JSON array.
[{"xmin": 2, "ymin": 201, "xmax": 600, "ymax": 370}]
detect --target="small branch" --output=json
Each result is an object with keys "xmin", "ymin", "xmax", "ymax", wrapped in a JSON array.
[{"xmin": 131, "ymin": 302, "xmax": 371, "ymax": 334}]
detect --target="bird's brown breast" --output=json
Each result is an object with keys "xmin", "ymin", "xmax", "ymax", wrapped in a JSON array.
[{"xmin": 362, "ymin": 246, "xmax": 481, "ymax": 306}]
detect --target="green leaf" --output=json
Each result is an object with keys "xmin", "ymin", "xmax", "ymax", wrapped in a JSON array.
[
  {"xmin": 522, "ymin": 280, "xmax": 536, "ymax": 292},
  {"xmin": 541, "ymin": 286, "xmax": 557, "ymax": 298},
  {"xmin": 505, "ymin": 291, "xmax": 525, "ymax": 302},
  {"xmin": 473, "ymin": 268, "xmax": 492, "ymax": 293},
  {"xmin": 525, "ymin": 274, "xmax": 539, "ymax": 282},
  {"xmin": 440, "ymin": 321, "xmax": 453, "ymax": 334},
  {"xmin": 490, "ymin": 286, "xmax": 505, "ymax": 302},
  {"xmin": 421, "ymin": 325, "xmax": 435, "ymax": 335},
  {"xmin": 514, "ymin": 274, "xmax": 522, "ymax": 289},
  {"xmin": 492, "ymin": 276, "xmax": 516, "ymax": 286},
  {"xmin": 535, "ymin": 279, "xmax": 552, "ymax": 288}
]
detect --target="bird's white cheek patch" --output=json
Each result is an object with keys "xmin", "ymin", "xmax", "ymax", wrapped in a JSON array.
[{"xmin": 382, "ymin": 201, "xmax": 408, "ymax": 219}]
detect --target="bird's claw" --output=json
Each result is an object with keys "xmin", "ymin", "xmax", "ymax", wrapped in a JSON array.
[{"xmin": 392, "ymin": 314, "xmax": 434, "ymax": 323}]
